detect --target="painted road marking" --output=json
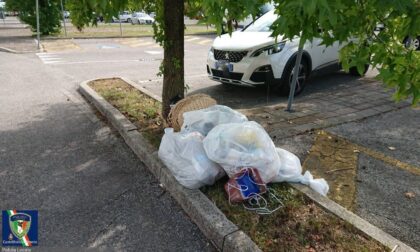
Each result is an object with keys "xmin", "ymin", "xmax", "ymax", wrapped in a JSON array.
[
  {"xmin": 144, "ymin": 50, "xmax": 163, "ymax": 55},
  {"xmin": 36, "ymin": 53, "xmax": 65, "ymax": 64},
  {"xmin": 98, "ymin": 45, "xmax": 120, "ymax": 49}
]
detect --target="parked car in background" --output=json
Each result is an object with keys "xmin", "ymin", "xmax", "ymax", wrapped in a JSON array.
[
  {"xmin": 112, "ymin": 11, "xmax": 132, "ymax": 23},
  {"xmin": 404, "ymin": 36, "xmax": 420, "ymax": 50},
  {"xmin": 131, "ymin": 12, "xmax": 154, "ymax": 25},
  {"xmin": 63, "ymin": 11, "xmax": 70, "ymax": 19},
  {"xmin": 148, "ymin": 12, "xmax": 156, "ymax": 19},
  {"xmin": 375, "ymin": 23, "xmax": 419, "ymax": 51},
  {"xmin": 207, "ymin": 10, "xmax": 366, "ymax": 96}
]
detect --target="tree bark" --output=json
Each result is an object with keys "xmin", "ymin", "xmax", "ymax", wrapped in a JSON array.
[{"xmin": 162, "ymin": 0, "xmax": 185, "ymax": 119}]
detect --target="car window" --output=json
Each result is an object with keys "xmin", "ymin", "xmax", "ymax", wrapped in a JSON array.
[{"xmin": 243, "ymin": 10, "xmax": 277, "ymax": 32}]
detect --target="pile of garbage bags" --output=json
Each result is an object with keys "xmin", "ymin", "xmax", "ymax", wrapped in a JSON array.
[{"xmin": 158, "ymin": 104, "xmax": 329, "ymax": 199}]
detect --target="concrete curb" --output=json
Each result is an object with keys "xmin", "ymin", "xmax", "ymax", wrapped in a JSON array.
[
  {"xmin": 78, "ymin": 80, "xmax": 261, "ymax": 252},
  {"xmin": 0, "ymin": 46, "xmax": 40, "ymax": 54},
  {"xmin": 290, "ymin": 184, "xmax": 416, "ymax": 252},
  {"xmin": 79, "ymin": 77, "xmax": 416, "ymax": 252}
]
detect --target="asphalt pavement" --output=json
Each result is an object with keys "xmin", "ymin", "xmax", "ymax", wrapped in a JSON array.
[
  {"xmin": 0, "ymin": 50, "xmax": 213, "ymax": 250},
  {"xmin": 328, "ymin": 108, "xmax": 420, "ymax": 249}
]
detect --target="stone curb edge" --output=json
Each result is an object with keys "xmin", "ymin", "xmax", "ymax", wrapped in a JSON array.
[
  {"xmin": 79, "ymin": 77, "xmax": 416, "ymax": 252},
  {"xmin": 290, "ymin": 184, "xmax": 416, "ymax": 252},
  {"xmin": 0, "ymin": 46, "xmax": 40, "ymax": 54},
  {"xmin": 78, "ymin": 79, "xmax": 261, "ymax": 252}
]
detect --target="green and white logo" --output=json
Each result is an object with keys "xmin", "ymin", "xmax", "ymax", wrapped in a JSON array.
[{"xmin": 9, "ymin": 212, "xmax": 31, "ymax": 239}]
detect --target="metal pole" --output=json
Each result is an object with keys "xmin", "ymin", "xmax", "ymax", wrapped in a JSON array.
[
  {"xmin": 119, "ymin": 17, "xmax": 122, "ymax": 37},
  {"xmin": 60, "ymin": 0, "xmax": 67, "ymax": 37},
  {"xmin": 35, "ymin": 0, "xmax": 40, "ymax": 49},
  {"xmin": 286, "ymin": 44, "xmax": 304, "ymax": 112}
]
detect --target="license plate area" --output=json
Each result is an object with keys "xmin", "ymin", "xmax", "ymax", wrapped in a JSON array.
[{"xmin": 215, "ymin": 60, "xmax": 233, "ymax": 72}]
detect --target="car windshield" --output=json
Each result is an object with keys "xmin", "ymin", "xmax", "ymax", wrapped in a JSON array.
[{"xmin": 243, "ymin": 10, "xmax": 277, "ymax": 32}]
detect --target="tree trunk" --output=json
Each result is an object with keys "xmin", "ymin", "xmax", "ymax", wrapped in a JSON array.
[{"xmin": 162, "ymin": 0, "xmax": 185, "ymax": 119}]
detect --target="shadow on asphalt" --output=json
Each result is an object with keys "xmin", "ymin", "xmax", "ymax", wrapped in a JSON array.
[
  {"xmin": 189, "ymin": 71, "xmax": 363, "ymax": 109},
  {"xmin": 0, "ymin": 102, "xmax": 213, "ymax": 251}
]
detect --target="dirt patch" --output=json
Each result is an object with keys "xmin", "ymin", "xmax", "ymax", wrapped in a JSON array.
[
  {"xmin": 89, "ymin": 78, "xmax": 164, "ymax": 148},
  {"xmin": 47, "ymin": 23, "xmax": 216, "ymax": 38},
  {"xmin": 303, "ymin": 131, "xmax": 359, "ymax": 210}
]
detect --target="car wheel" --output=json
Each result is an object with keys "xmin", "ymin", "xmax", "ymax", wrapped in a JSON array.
[
  {"xmin": 404, "ymin": 36, "xmax": 420, "ymax": 51},
  {"xmin": 349, "ymin": 64, "xmax": 369, "ymax": 76},
  {"xmin": 277, "ymin": 57, "xmax": 308, "ymax": 96},
  {"xmin": 127, "ymin": 18, "xmax": 131, "ymax": 23}
]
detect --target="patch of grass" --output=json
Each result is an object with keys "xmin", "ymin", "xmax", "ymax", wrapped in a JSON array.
[
  {"xmin": 202, "ymin": 181, "xmax": 388, "ymax": 252},
  {"xmin": 89, "ymin": 78, "xmax": 387, "ymax": 251},
  {"xmin": 47, "ymin": 23, "xmax": 216, "ymax": 38},
  {"xmin": 89, "ymin": 78, "xmax": 164, "ymax": 148}
]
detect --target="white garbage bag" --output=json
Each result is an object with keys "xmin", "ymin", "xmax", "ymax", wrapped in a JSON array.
[
  {"xmin": 203, "ymin": 121, "xmax": 280, "ymax": 183},
  {"xmin": 299, "ymin": 171, "xmax": 329, "ymax": 196},
  {"xmin": 272, "ymin": 148, "xmax": 303, "ymax": 183},
  {"xmin": 181, "ymin": 105, "xmax": 248, "ymax": 136},
  {"xmin": 272, "ymin": 148, "xmax": 329, "ymax": 196},
  {"xmin": 158, "ymin": 128, "xmax": 225, "ymax": 189}
]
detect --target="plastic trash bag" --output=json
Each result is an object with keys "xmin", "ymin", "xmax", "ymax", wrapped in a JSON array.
[
  {"xmin": 158, "ymin": 128, "xmax": 225, "ymax": 189},
  {"xmin": 181, "ymin": 105, "xmax": 248, "ymax": 136},
  {"xmin": 203, "ymin": 121, "xmax": 280, "ymax": 183},
  {"xmin": 299, "ymin": 171, "xmax": 329, "ymax": 196},
  {"xmin": 272, "ymin": 148, "xmax": 303, "ymax": 183},
  {"xmin": 272, "ymin": 148, "xmax": 329, "ymax": 196}
]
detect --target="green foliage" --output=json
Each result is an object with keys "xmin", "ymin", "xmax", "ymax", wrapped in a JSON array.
[
  {"xmin": 268, "ymin": 0, "xmax": 420, "ymax": 105},
  {"xmin": 6, "ymin": 0, "xmax": 62, "ymax": 35}
]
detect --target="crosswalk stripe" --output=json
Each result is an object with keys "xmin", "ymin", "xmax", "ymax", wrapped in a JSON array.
[{"xmin": 36, "ymin": 53, "xmax": 64, "ymax": 65}]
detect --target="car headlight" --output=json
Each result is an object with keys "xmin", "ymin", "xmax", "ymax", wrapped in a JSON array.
[
  {"xmin": 210, "ymin": 47, "xmax": 214, "ymax": 53},
  {"xmin": 251, "ymin": 42, "xmax": 286, "ymax": 57}
]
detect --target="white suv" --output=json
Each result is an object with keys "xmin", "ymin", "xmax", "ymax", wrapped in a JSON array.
[{"xmin": 207, "ymin": 10, "xmax": 363, "ymax": 95}]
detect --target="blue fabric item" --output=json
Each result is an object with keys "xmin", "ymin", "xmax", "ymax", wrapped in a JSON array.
[{"xmin": 236, "ymin": 170, "xmax": 260, "ymax": 198}]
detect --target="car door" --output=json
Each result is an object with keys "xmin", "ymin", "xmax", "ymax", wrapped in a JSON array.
[{"xmin": 307, "ymin": 37, "xmax": 340, "ymax": 70}]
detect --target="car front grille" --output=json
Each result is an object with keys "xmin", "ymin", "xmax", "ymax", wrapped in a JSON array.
[
  {"xmin": 211, "ymin": 69, "xmax": 244, "ymax": 80},
  {"xmin": 214, "ymin": 49, "xmax": 248, "ymax": 63}
]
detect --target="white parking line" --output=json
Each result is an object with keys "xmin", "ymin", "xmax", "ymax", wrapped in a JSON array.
[{"xmin": 144, "ymin": 50, "xmax": 163, "ymax": 55}]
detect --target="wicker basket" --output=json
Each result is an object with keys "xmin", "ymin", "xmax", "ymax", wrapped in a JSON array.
[{"xmin": 168, "ymin": 94, "xmax": 217, "ymax": 131}]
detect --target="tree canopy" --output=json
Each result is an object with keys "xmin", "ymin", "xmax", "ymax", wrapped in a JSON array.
[{"xmin": 7, "ymin": 0, "xmax": 62, "ymax": 35}]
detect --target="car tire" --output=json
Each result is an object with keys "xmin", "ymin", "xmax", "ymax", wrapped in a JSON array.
[
  {"xmin": 276, "ymin": 56, "xmax": 309, "ymax": 96},
  {"xmin": 127, "ymin": 18, "xmax": 131, "ymax": 23},
  {"xmin": 349, "ymin": 64, "xmax": 369, "ymax": 76},
  {"xmin": 404, "ymin": 36, "xmax": 420, "ymax": 51}
]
